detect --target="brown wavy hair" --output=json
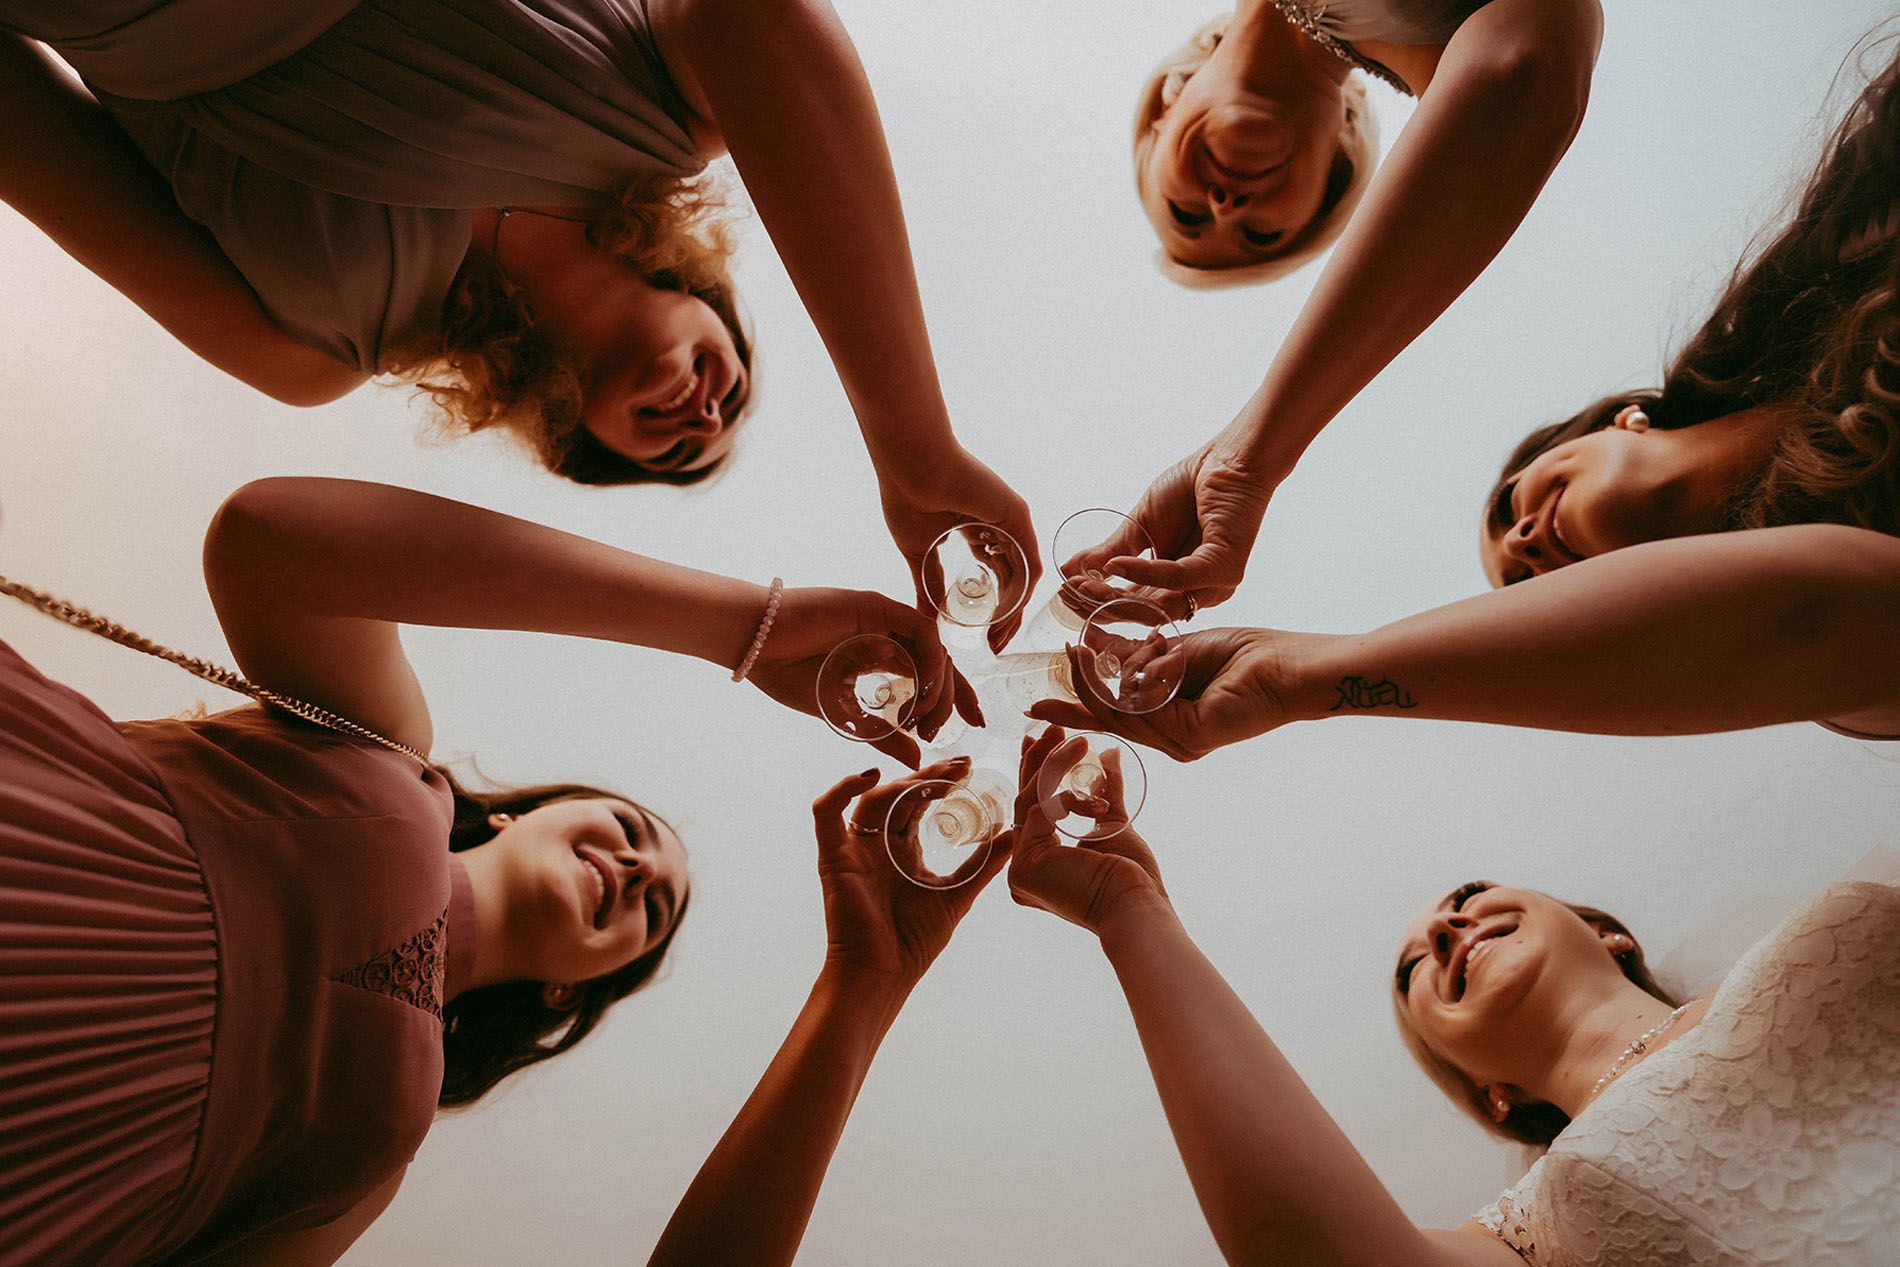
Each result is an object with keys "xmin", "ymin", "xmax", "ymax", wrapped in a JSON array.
[
  {"xmin": 437, "ymin": 771, "xmax": 688, "ymax": 1108},
  {"xmin": 1391, "ymin": 883, "xmax": 1680, "ymax": 1148},
  {"xmin": 389, "ymin": 174, "xmax": 754, "ymax": 487},
  {"xmin": 1492, "ymin": 31, "xmax": 1900, "ymax": 538}
]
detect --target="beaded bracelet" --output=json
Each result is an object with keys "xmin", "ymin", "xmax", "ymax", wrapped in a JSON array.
[{"xmin": 731, "ymin": 577, "xmax": 784, "ymax": 683}]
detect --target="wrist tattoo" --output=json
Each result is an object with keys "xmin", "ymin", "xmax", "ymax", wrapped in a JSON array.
[{"xmin": 1328, "ymin": 675, "xmax": 1418, "ymax": 712}]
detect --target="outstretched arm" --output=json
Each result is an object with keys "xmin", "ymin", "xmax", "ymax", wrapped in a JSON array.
[
  {"xmin": 202, "ymin": 478, "xmax": 971, "ymax": 761},
  {"xmin": 1006, "ymin": 731, "xmax": 1517, "ymax": 1265},
  {"xmin": 0, "ymin": 36, "xmax": 365, "ymax": 405},
  {"xmin": 648, "ymin": 0, "xmax": 1040, "ymax": 640},
  {"xmin": 1038, "ymin": 525, "xmax": 1900, "ymax": 756},
  {"xmin": 1109, "ymin": 0, "xmax": 1602, "ymax": 613},
  {"xmin": 649, "ymin": 765, "xmax": 1007, "ymax": 1265},
  {"xmin": 1234, "ymin": 0, "xmax": 1602, "ymax": 477}
]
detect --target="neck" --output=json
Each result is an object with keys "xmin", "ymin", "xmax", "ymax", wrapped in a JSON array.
[
  {"xmin": 1671, "ymin": 402, "xmax": 1792, "ymax": 530},
  {"xmin": 1226, "ymin": 0, "xmax": 1351, "ymax": 96},
  {"xmin": 1520, "ymin": 981, "xmax": 1689, "ymax": 1118},
  {"xmin": 457, "ymin": 844, "xmax": 524, "ymax": 991}
]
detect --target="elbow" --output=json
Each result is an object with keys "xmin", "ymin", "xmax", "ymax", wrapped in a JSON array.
[
  {"xmin": 1467, "ymin": 41, "xmax": 1593, "ymax": 155},
  {"xmin": 202, "ymin": 478, "xmax": 317, "ymax": 591},
  {"xmin": 256, "ymin": 365, "xmax": 368, "ymax": 408}
]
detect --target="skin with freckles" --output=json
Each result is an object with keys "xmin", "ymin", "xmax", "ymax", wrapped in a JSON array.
[{"xmin": 457, "ymin": 795, "xmax": 689, "ymax": 994}]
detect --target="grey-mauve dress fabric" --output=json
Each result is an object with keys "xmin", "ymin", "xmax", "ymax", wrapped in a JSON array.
[{"xmin": 1, "ymin": 0, "xmax": 707, "ymax": 369}]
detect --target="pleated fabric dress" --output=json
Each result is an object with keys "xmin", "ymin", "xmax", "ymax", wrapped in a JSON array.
[
  {"xmin": 0, "ymin": 0, "xmax": 707, "ymax": 370},
  {"xmin": 0, "ymin": 639, "xmax": 472, "ymax": 1266}
]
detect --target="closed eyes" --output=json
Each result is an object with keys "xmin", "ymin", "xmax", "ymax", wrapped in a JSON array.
[{"xmin": 1167, "ymin": 201, "xmax": 1210, "ymax": 228}]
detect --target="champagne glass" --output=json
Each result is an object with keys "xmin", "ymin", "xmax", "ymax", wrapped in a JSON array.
[
  {"xmin": 816, "ymin": 634, "xmax": 965, "ymax": 750},
  {"xmin": 976, "ymin": 597, "xmax": 1184, "ymax": 719},
  {"xmin": 816, "ymin": 634, "xmax": 921, "ymax": 744},
  {"xmin": 1033, "ymin": 733, "xmax": 1148, "ymax": 843},
  {"xmin": 922, "ymin": 523, "xmax": 1030, "ymax": 651},
  {"xmin": 883, "ymin": 767, "xmax": 1012, "ymax": 888},
  {"xmin": 1022, "ymin": 508, "xmax": 1157, "ymax": 650}
]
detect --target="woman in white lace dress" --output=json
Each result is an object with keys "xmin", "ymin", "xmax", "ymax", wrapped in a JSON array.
[{"xmin": 1005, "ymin": 728, "xmax": 1900, "ymax": 1266}]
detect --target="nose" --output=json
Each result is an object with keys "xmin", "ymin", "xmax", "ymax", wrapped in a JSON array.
[
  {"xmin": 683, "ymin": 391, "xmax": 722, "ymax": 435},
  {"xmin": 1206, "ymin": 184, "xmax": 1251, "ymax": 219},
  {"xmin": 1429, "ymin": 912, "xmax": 1477, "ymax": 965},
  {"xmin": 1500, "ymin": 515, "xmax": 1547, "ymax": 569}
]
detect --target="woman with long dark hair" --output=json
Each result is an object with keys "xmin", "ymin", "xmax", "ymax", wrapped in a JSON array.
[
  {"xmin": 1035, "ymin": 37, "xmax": 1900, "ymax": 755},
  {"xmin": 0, "ymin": 474, "xmax": 969, "ymax": 1264}
]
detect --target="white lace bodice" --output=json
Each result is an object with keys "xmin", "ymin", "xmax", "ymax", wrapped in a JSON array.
[{"xmin": 1476, "ymin": 882, "xmax": 1900, "ymax": 1266}]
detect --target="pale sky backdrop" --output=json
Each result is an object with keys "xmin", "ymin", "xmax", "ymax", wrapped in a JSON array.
[{"xmin": 4, "ymin": 3, "xmax": 1899, "ymax": 1263}]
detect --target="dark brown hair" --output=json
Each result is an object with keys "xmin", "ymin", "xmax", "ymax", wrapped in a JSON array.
[
  {"xmin": 389, "ymin": 173, "xmax": 754, "ymax": 488},
  {"xmin": 436, "ymin": 771, "xmax": 688, "ymax": 1108},
  {"xmin": 1492, "ymin": 32, "xmax": 1900, "ymax": 538},
  {"xmin": 1391, "ymin": 885, "xmax": 1681, "ymax": 1148}
]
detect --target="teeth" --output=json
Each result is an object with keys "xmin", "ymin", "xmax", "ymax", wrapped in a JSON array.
[
  {"xmin": 659, "ymin": 373, "xmax": 697, "ymax": 413},
  {"xmin": 585, "ymin": 856, "xmax": 606, "ymax": 918}
]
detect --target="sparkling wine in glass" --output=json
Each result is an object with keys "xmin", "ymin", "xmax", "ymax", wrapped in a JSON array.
[
  {"xmin": 977, "ymin": 596, "xmax": 1185, "ymax": 719},
  {"xmin": 922, "ymin": 523, "xmax": 1030, "ymax": 651},
  {"xmin": 883, "ymin": 767, "xmax": 1012, "ymax": 888},
  {"xmin": 1022, "ymin": 507, "xmax": 1158, "ymax": 650},
  {"xmin": 1033, "ymin": 733, "xmax": 1148, "ymax": 843}
]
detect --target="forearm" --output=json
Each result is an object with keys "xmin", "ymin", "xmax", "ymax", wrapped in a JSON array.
[
  {"xmin": 648, "ymin": 969, "xmax": 907, "ymax": 1266},
  {"xmin": 665, "ymin": 0, "xmax": 957, "ymax": 483},
  {"xmin": 0, "ymin": 37, "xmax": 363, "ymax": 405},
  {"xmin": 205, "ymin": 478, "xmax": 766, "ymax": 671},
  {"xmin": 1234, "ymin": 9, "xmax": 1597, "ymax": 477},
  {"xmin": 1098, "ymin": 900, "xmax": 1433, "ymax": 1266},
  {"xmin": 1286, "ymin": 527, "xmax": 1900, "ymax": 733}
]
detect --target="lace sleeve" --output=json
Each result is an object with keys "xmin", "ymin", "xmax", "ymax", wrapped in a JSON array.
[{"xmin": 1474, "ymin": 1157, "xmax": 1545, "ymax": 1263}]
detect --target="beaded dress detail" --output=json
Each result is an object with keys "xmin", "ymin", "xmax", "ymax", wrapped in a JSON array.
[
  {"xmin": 1264, "ymin": 0, "xmax": 1410, "ymax": 93},
  {"xmin": 1476, "ymin": 883, "xmax": 1900, "ymax": 1266}
]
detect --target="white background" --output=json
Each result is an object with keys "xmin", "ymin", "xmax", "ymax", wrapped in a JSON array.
[{"xmin": 4, "ymin": 2, "xmax": 1898, "ymax": 1263}]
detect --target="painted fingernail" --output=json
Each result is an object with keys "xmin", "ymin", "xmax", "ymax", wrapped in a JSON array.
[{"xmin": 860, "ymin": 767, "xmax": 879, "ymax": 779}]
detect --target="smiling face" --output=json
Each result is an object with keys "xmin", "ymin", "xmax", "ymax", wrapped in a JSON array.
[
  {"xmin": 1133, "ymin": 15, "xmax": 1363, "ymax": 276},
  {"xmin": 574, "ymin": 285, "xmax": 751, "ymax": 476},
  {"xmin": 481, "ymin": 796, "xmax": 689, "ymax": 987},
  {"xmin": 1480, "ymin": 407, "xmax": 1690, "ymax": 587},
  {"xmin": 1393, "ymin": 882, "xmax": 1629, "ymax": 1088}
]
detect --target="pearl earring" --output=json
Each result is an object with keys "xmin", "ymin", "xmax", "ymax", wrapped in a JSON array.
[{"xmin": 1617, "ymin": 405, "xmax": 1650, "ymax": 433}]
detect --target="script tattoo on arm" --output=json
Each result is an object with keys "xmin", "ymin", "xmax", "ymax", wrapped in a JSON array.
[{"xmin": 1328, "ymin": 675, "xmax": 1418, "ymax": 712}]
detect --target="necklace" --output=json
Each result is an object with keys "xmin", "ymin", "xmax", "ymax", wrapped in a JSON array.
[
  {"xmin": 488, "ymin": 205, "xmax": 594, "ymax": 263},
  {"xmin": 1588, "ymin": 1003, "xmax": 1692, "ymax": 1104}
]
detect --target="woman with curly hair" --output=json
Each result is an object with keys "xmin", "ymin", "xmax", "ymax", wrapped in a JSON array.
[
  {"xmin": 0, "ymin": 0, "xmax": 1038, "ymax": 629},
  {"xmin": 1038, "ymin": 34, "xmax": 1900, "ymax": 756},
  {"xmin": 1082, "ymin": 0, "xmax": 1601, "ymax": 619},
  {"xmin": 0, "ymin": 471, "xmax": 978, "ymax": 1264}
]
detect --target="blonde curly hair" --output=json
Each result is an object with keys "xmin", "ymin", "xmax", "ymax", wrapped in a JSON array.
[
  {"xmin": 387, "ymin": 173, "xmax": 754, "ymax": 486},
  {"xmin": 1132, "ymin": 14, "xmax": 1380, "ymax": 289}
]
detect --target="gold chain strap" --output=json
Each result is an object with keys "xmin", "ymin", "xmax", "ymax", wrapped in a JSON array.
[{"xmin": 0, "ymin": 574, "xmax": 430, "ymax": 766}]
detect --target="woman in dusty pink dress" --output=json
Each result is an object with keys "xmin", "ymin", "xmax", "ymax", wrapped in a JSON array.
[{"xmin": 0, "ymin": 475, "xmax": 974, "ymax": 1265}]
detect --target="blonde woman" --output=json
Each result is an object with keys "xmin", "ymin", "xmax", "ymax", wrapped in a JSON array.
[
  {"xmin": 1006, "ymin": 727, "xmax": 1900, "ymax": 1265},
  {"xmin": 0, "ymin": 0, "xmax": 1038, "ymax": 636},
  {"xmin": 1093, "ymin": 0, "xmax": 1601, "ymax": 618},
  {"xmin": 1041, "ymin": 34, "xmax": 1900, "ymax": 755}
]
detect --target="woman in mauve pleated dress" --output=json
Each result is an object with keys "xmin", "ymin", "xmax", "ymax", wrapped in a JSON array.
[{"xmin": 0, "ymin": 474, "xmax": 979, "ymax": 1265}]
